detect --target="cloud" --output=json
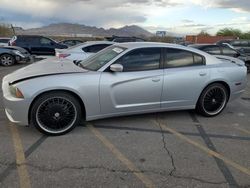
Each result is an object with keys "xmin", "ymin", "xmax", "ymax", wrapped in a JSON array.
[
  {"xmin": 190, "ymin": 0, "xmax": 250, "ymax": 13},
  {"xmin": 0, "ymin": 0, "xmax": 183, "ymax": 28}
]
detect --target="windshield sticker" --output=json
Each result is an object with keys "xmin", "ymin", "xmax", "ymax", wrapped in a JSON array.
[{"xmin": 112, "ymin": 47, "xmax": 124, "ymax": 53}]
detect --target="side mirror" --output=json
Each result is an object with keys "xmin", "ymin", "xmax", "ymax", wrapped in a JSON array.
[{"xmin": 110, "ymin": 64, "xmax": 123, "ymax": 72}]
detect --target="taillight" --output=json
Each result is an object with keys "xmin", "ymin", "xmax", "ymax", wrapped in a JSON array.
[{"xmin": 58, "ymin": 54, "xmax": 70, "ymax": 58}]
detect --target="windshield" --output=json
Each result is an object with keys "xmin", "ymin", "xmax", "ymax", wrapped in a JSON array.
[{"xmin": 79, "ymin": 45, "xmax": 126, "ymax": 71}]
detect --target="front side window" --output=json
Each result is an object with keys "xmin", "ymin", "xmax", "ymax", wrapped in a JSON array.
[
  {"xmin": 80, "ymin": 46, "xmax": 126, "ymax": 71},
  {"xmin": 165, "ymin": 48, "xmax": 204, "ymax": 68},
  {"xmin": 116, "ymin": 48, "xmax": 161, "ymax": 72}
]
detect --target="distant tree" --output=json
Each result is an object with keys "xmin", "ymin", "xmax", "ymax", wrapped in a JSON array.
[
  {"xmin": 0, "ymin": 23, "xmax": 12, "ymax": 37},
  {"xmin": 240, "ymin": 31, "xmax": 250, "ymax": 39},
  {"xmin": 198, "ymin": 30, "xmax": 210, "ymax": 36},
  {"xmin": 216, "ymin": 28, "xmax": 242, "ymax": 37}
]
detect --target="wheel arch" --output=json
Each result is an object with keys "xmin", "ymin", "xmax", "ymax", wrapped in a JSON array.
[{"xmin": 28, "ymin": 89, "xmax": 86, "ymax": 124}]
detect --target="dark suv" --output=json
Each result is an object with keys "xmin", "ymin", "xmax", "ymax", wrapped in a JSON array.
[
  {"xmin": 9, "ymin": 35, "xmax": 68, "ymax": 55},
  {"xmin": 216, "ymin": 40, "xmax": 250, "ymax": 55}
]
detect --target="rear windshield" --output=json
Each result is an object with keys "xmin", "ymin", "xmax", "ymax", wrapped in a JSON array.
[{"xmin": 0, "ymin": 39, "xmax": 10, "ymax": 43}]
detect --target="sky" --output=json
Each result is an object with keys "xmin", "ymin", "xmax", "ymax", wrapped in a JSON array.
[{"xmin": 0, "ymin": 0, "xmax": 250, "ymax": 35}]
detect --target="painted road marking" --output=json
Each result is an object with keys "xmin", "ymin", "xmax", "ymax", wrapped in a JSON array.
[
  {"xmin": 87, "ymin": 124, "xmax": 155, "ymax": 188},
  {"xmin": 234, "ymin": 126, "xmax": 250, "ymax": 135},
  {"xmin": 151, "ymin": 120, "xmax": 250, "ymax": 177},
  {"xmin": 8, "ymin": 123, "xmax": 31, "ymax": 188}
]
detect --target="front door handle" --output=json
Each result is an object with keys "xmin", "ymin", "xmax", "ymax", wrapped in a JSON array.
[
  {"xmin": 199, "ymin": 72, "xmax": 207, "ymax": 76},
  {"xmin": 152, "ymin": 78, "xmax": 161, "ymax": 82}
]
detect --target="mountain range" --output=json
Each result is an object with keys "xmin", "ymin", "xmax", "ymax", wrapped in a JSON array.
[{"xmin": 16, "ymin": 23, "xmax": 153, "ymax": 38}]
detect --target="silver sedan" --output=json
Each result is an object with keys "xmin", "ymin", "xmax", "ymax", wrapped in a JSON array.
[{"xmin": 2, "ymin": 42, "xmax": 247, "ymax": 135}]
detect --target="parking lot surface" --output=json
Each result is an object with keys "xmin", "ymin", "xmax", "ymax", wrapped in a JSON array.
[{"xmin": 0, "ymin": 63, "xmax": 250, "ymax": 188}]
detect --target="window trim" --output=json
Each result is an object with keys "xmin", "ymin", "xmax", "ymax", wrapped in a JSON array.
[
  {"xmin": 106, "ymin": 47, "xmax": 164, "ymax": 72},
  {"xmin": 163, "ymin": 48, "xmax": 206, "ymax": 69}
]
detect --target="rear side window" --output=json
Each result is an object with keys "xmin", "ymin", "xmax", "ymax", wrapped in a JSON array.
[
  {"xmin": 83, "ymin": 44, "xmax": 112, "ymax": 53},
  {"xmin": 221, "ymin": 47, "xmax": 238, "ymax": 56},
  {"xmin": 164, "ymin": 48, "xmax": 204, "ymax": 68},
  {"xmin": 203, "ymin": 46, "xmax": 221, "ymax": 55},
  {"xmin": 40, "ymin": 37, "xmax": 52, "ymax": 45}
]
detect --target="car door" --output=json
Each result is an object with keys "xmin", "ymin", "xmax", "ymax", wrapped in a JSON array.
[
  {"xmin": 38, "ymin": 37, "xmax": 55, "ymax": 55},
  {"xmin": 27, "ymin": 37, "xmax": 41, "ymax": 55},
  {"xmin": 99, "ymin": 47, "xmax": 164, "ymax": 115},
  {"xmin": 161, "ymin": 48, "xmax": 210, "ymax": 109}
]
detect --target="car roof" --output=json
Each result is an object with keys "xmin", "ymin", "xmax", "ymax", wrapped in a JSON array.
[
  {"xmin": 65, "ymin": 41, "xmax": 115, "ymax": 51},
  {"xmin": 116, "ymin": 42, "xmax": 183, "ymax": 48},
  {"xmin": 85, "ymin": 41, "xmax": 115, "ymax": 45},
  {"xmin": 0, "ymin": 37, "xmax": 11, "ymax": 39}
]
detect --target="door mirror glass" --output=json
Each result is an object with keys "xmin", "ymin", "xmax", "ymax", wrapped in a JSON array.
[{"xmin": 110, "ymin": 64, "xmax": 123, "ymax": 72}]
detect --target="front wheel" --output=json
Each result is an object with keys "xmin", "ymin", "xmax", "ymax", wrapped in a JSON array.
[
  {"xmin": 31, "ymin": 92, "xmax": 81, "ymax": 136},
  {"xmin": 0, "ymin": 54, "xmax": 15, "ymax": 66},
  {"xmin": 196, "ymin": 83, "xmax": 228, "ymax": 117}
]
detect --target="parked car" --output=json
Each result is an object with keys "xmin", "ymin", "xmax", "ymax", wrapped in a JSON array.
[
  {"xmin": 2, "ymin": 42, "xmax": 247, "ymax": 135},
  {"xmin": 105, "ymin": 35, "xmax": 145, "ymax": 42},
  {"xmin": 59, "ymin": 39, "xmax": 83, "ymax": 47},
  {"xmin": 216, "ymin": 39, "xmax": 250, "ymax": 55},
  {"xmin": 0, "ymin": 46, "xmax": 31, "ymax": 66},
  {"xmin": 0, "ymin": 37, "xmax": 11, "ymax": 47},
  {"xmin": 9, "ymin": 35, "xmax": 68, "ymax": 55},
  {"xmin": 189, "ymin": 43, "xmax": 250, "ymax": 73},
  {"xmin": 56, "ymin": 41, "xmax": 115, "ymax": 61}
]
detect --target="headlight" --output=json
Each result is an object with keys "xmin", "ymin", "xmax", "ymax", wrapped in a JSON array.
[
  {"xmin": 13, "ymin": 50, "xmax": 25, "ymax": 58},
  {"xmin": 9, "ymin": 85, "xmax": 24, "ymax": 98}
]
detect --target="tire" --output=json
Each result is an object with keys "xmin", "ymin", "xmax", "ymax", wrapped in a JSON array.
[
  {"xmin": 246, "ymin": 62, "xmax": 250, "ymax": 73},
  {"xmin": 30, "ymin": 92, "xmax": 81, "ymax": 136},
  {"xmin": 196, "ymin": 83, "xmax": 228, "ymax": 117},
  {"xmin": 0, "ymin": 54, "xmax": 15, "ymax": 66}
]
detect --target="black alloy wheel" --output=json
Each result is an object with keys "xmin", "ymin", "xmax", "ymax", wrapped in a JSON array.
[
  {"xmin": 196, "ymin": 83, "xmax": 228, "ymax": 117},
  {"xmin": 31, "ymin": 92, "xmax": 81, "ymax": 135}
]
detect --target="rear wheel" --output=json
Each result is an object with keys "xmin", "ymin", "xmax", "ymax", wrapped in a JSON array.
[
  {"xmin": 0, "ymin": 54, "xmax": 15, "ymax": 66},
  {"xmin": 31, "ymin": 92, "xmax": 81, "ymax": 136},
  {"xmin": 196, "ymin": 83, "xmax": 228, "ymax": 117}
]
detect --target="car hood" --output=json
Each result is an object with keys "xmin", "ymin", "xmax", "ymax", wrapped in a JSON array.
[
  {"xmin": 4, "ymin": 46, "xmax": 29, "ymax": 54},
  {"xmin": 4, "ymin": 57, "xmax": 88, "ymax": 84}
]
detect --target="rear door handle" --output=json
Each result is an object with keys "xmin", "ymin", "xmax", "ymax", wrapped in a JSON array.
[
  {"xmin": 199, "ymin": 72, "xmax": 207, "ymax": 76},
  {"xmin": 152, "ymin": 77, "xmax": 161, "ymax": 82}
]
